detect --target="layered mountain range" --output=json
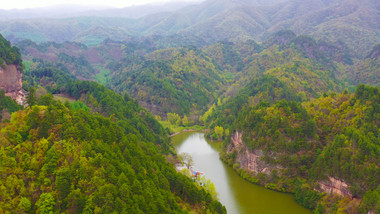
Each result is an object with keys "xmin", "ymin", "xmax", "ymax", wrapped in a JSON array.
[
  {"xmin": 1, "ymin": 0, "xmax": 379, "ymax": 57},
  {"xmin": 0, "ymin": 0, "xmax": 379, "ymax": 213}
]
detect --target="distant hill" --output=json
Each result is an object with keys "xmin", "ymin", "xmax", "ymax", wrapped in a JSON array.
[
  {"xmin": 0, "ymin": 2, "xmax": 197, "ymax": 20},
  {"xmin": 18, "ymin": 31, "xmax": 378, "ymax": 118},
  {"xmin": 1, "ymin": 0, "xmax": 378, "ymax": 57},
  {"xmin": 347, "ymin": 44, "xmax": 380, "ymax": 87}
]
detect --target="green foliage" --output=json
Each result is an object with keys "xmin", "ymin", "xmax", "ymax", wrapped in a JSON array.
[
  {"xmin": 58, "ymin": 52, "xmax": 95, "ymax": 79},
  {"xmin": 208, "ymin": 75, "xmax": 301, "ymax": 128},
  {"xmin": 295, "ymin": 184, "xmax": 321, "ymax": 210},
  {"xmin": 0, "ymin": 89, "xmax": 23, "ymax": 121},
  {"xmin": 36, "ymin": 193, "xmax": 55, "ymax": 214},
  {"xmin": 26, "ymin": 87, "xmax": 37, "ymax": 107},
  {"xmin": 167, "ymin": 112, "xmax": 181, "ymax": 126},
  {"xmin": 360, "ymin": 185, "xmax": 380, "ymax": 214},
  {"xmin": 200, "ymin": 104, "xmax": 216, "ymax": 125},
  {"xmin": 70, "ymin": 100, "xmax": 90, "ymax": 112},
  {"xmin": 0, "ymin": 98, "xmax": 225, "ymax": 213},
  {"xmin": 348, "ymin": 45, "xmax": 380, "ymax": 87},
  {"xmin": 0, "ymin": 34, "xmax": 22, "ymax": 68},
  {"xmin": 217, "ymin": 85, "xmax": 379, "ymax": 212},
  {"xmin": 182, "ymin": 115, "xmax": 189, "ymax": 127},
  {"xmin": 110, "ymin": 47, "xmax": 224, "ymax": 116},
  {"xmin": 214, "ymin": 126, "xmax": 224, "ymax": 140},
  {"xmin": 22, "ymin": 58, "xmax": 77, "ymax": 93},
  {"xmin": 18, "ymin": 197, "xmax": 31, "ymax": 212}
]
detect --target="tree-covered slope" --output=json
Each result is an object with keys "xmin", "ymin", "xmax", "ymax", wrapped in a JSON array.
[
  {"xmin": 0, "ymin": 34, "xmax": 22, "ymax": 68},
  {"xmin": 0, "ymin": 89, "xmax": 22, "ymax": 121},
  {"xmin": 0, "ymin": 35, "xmax": 226, "ymax": 213},
  {"xmin": 216, "ymin": 85, "xmax": 379, "ymax": 213},
  {"xmin": 2, "ymin": 0, "xmax": 379, "ymax": 58},
  {"xmin": 347, "ymin": 44, "xmax": 380, "ymax": 87},
  {"xmin": 230, "ymin": 33, "xmax": 344, "ymax": 101},
  {"xmin": 0, "ymin": 98, "xmax": 225, "ymax": 213},
  {"xmin": 19, "ymin": 31, "xmax": 377, "ymax": 121},
  {"xmin": 109, "ymin": 47, "xmax": 224, "ymax": 116}
]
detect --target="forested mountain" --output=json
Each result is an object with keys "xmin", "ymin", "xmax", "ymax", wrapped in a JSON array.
[
  {"xmin": 17, "ymin": 40, "xmax": 226, "ymax": 116},
  {"xmin": 0, "ymin": 2, "xmax": 196, "ymax": 20},
  {"xmin": 196, "ymin": 32, "xmax": 379, "ymax": 213},
  {"xmin": 210, "ymin": 85, "xmax": 380, "ymax": 213},
  {"xmin": 0, "ymin": 97, "xmax": 225, "ymax": 213},
  {"xmin": 347, "ymin": 44, "xmax": 380, "ymax": 87},
  {"xmin": 110, "ymin": 47, "xmax": 224, "ymax": 116},
  {"xmin": 16, "ymin": 30, "xmax": 378, "ymax": 120},
  {"xmin": 0, "ymin": 35, "xmax": 226, "ymax": 213},
  {"xmin": 1, "ymin": 0, "xmax": 379, "ymax": 57}
]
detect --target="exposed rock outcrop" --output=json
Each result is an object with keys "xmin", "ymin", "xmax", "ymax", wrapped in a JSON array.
[
  {"xmin": 0, "ymin": 64, "xmax": 25, "ymax": 105},
  {"xmin": 229, "ymin": 131, "xmax": 353, "ymax": 198},
  {"xmin": 318, "ymin": 177, "xmax": 352, "ymax": 198},
  {"xmin": 227, "ymin": 131, "xmax": 276, "ymax": 175}
]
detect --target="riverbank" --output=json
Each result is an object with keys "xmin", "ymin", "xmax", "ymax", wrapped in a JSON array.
[
  {"xmin": 157, "ymin": 119, "xmax": 205, "ymax": 137},
  {"xmin": 169, "ymin": 129, "xmax": 204, "ymax": 137},
  {"xmin": 172, "ymin": 132, "xmax": 311, "ymax": 214}
]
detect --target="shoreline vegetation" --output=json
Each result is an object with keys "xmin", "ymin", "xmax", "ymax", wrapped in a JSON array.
[{"xmin": 169, "ymin": 129, "xmax": 204, "ymax": 137}]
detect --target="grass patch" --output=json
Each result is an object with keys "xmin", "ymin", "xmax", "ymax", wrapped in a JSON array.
[{"xmin": 159, "ymin": 120, "xmax": 204, "ymax": 134}]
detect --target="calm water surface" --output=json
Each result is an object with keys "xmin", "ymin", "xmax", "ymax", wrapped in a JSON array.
[{"xmin": 172, "ymin": 132, "xmax": 311, "ymax": 214}]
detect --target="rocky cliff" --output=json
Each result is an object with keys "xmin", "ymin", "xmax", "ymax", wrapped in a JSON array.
[
  {"xmin": 0, "ymin": 64, "xmax": 25, "ymax": 105},
  {"xmin": 227, "ymin": 131, "xmax": 278, "ymax": 175},
  {"xmin": 228, "ymin": 131, "xmax": 353, "ymax": 198},
  {"xmin": 318, "ymin": 177, "xmax": 352, "ymax": 198}
]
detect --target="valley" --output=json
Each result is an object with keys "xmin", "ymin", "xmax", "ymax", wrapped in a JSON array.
[{"xmin": 0, "ymin": 0, "xmax": 379, "ymax": 213}]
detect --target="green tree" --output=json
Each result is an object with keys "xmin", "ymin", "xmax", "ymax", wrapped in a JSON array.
[
  {"xmin": 200, "ymin": 104, "xmax": 215, "ymax": 124},
  {"xmin": 182, "ymin": 116, "xmax": 189, "ymax": 127},
  {"xmin": 214, "ymin": 126, "xmax": 224, "ymax": 140},
  {"xmin": 167, "ymin": 112, "xmax": 181, "ymax": 125},
  {"xmin": 225, "ymin": 129, "xmax": 230, "ymax": 138},
  {"xmin": 26, "ymin": 87, "xmax": 36, "ymax": 107},
  {"xmin": 17, "ymin": 197, "xmax": 31, "ymax": 213},
  {"xmin": 36, "ymin": 193, "xmax": 55, "ymax": 214}
]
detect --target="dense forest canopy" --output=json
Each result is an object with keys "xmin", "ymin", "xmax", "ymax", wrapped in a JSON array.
[{"xmin": 0, "ymin": 36, "xmax": 226, "ymax": 213}]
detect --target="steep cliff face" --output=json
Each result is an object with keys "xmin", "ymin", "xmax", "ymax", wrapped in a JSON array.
[
  {"xmin": 0, "ymin": 64, "xmax": 25, "ymax": 105},
  {"xmin": 227, "ymin": 131, "xmax": 277, "ymax": 175},
  {"xmin": 318, "ymin": 177, "xmax": 352, "ymax": 198},
  {"xmin": 228, "ymin": 131, "xmax": 353, "ymax": 198}
]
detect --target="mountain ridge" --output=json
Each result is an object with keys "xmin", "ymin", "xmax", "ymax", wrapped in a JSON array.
[{"xmin": 1, "ymin": 0, "xmax": 378, "ymax": 57}]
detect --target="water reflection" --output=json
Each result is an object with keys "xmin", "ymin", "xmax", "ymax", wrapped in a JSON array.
[{"xmin": 173, "ymin": 132, "xmax": 311, "ymax": 214}]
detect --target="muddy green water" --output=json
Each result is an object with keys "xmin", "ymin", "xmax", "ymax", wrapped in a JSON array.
[{"xmin": 172, "ymin": 132, "xmax": 311, "ymax": 214}]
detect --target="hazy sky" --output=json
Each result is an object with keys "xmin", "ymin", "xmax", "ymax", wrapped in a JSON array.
[{"xmin": 1, "ymin": 0, "xmax": 201, "ymax": 10}]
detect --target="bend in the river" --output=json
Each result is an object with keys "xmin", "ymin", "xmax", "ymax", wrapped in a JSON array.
[{"xmin": 172, "ymin": 132, "xmax": 311, "ymax": 214}]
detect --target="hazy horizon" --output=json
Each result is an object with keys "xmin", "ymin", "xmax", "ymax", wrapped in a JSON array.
[{"xmin": 0, "ymin": 0, "xmax": 203, "ymax": 10}]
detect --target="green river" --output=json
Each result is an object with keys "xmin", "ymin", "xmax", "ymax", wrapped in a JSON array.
[{"xmin": 172, "ymin": 132, "xmax": 311, "ymax": 214}]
